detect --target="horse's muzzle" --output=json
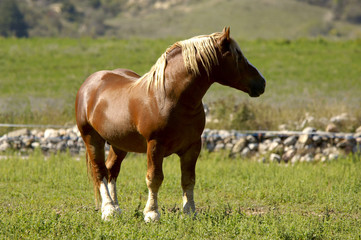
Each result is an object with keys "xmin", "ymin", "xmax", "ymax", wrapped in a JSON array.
[{"xmin": 249, "ymin": 78, "xmax": 266, "ymax": 97}]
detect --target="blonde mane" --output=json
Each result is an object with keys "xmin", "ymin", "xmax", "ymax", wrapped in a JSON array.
[{"xmin": 132, "ymin": 32, "xmax": 224, "ymax": 92}]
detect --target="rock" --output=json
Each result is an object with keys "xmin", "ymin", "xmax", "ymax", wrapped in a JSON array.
[
  {"xmin": 283, "ymin": 136, "xmax": 297, "ymax": 146},
  {"xmin": 58, "ymin": 129, "xmax": 67, "ymax": 136},
  {"xmin": 328, "ymin": 153, "xmax": 339, "ymax": 161},
  {"xmin": 326, "ymin": 123, "xmax": 339, "ymax": 133},
  {"xmin": 258, "ymin": 141, "xmax": 270, "ymax": 154},
  {"xmin": 22, "ymin": 136, "xmax": 34, "ymax": 148},
  {"xmin": 336, "ymin": 138, "xmax": 356, "ymax": 153},
  {"xmin": 356, "ymin": 126, "xmax": 361, "ymax": 133},
  {"xmin": 312, "ymin": 135, "xmax": 322, "ymax": 145},
  {"xmin": 268, "ymin": 141, "xmax": 281, "ymax": 152},
  {"xmin": 56, "ymin": 142, "xmax": 67, "ymax": 152},
  {"xmin": 300, "ymin": 153, "xmax": 314, "ymax": 163},
  {"xmin": 330, "ymin": 113, "xmax": 349, "ymax": 124},
  {"xmin": 248, "ymin": 143, "xmax": 258, "ymax": 151},
  {"xmin": 240, "ymin": 147, "xmax": 251, "ymax": 157},
  {"xmin": 225, "ymin": 143, "xmax": 233, "ymax": 150},
  {"xmin": 270, "ymin": 153, "xmax": 281, "ymax": 163},
  {"xmin": 322, "ymin": 146, "xmax": 338, "ymax": 156},
  {"xmin": 246, "ymin": 135, "xmax": 257, "ymax": 143},
  {"xmin": 0, "ymin": 141, "xmax": 11, "ymax": 151},
  {"xmin": 44, "ymin": 129, "xmax": 59, "ymax": 139},
  {"xmin": 7, "ymin": 128, "xmax": 30, "ymax": 138},
  {"xmin": 282, "ymin": 148, "xmax": 296, "ymax": 162},
  {"xmin": 314, "ymin": 153, "xmax": 324, "ymax": 161},
  {"xmin": 214, "ymin": 143, "xmax": 225, "ymax": 152},
  {"xmin": 231, "ymin": 138, "xmax": 247, "ymax": 153},
  {"xmin": 303, "ymin": 127, "xmax": 316, "ymax": 133},
  {"xmin": 291, "ymin": 154, "xmax": 301, "ymax": 164},
  {"xmin": 49, "ymin": 137, "xmax": 62, "ymax": 144},
  {"xmin": 298, "ymin": 134, "xmax": 312, "ymax": 145},
  {"xmin": 31, "ymin": 142, "xmax": 40, "ymax": 148}
]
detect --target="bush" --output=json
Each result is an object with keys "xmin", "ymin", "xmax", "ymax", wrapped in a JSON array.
[{"xmin": 0, "ymin": 0, "xmax": 28, "ymax": 37}]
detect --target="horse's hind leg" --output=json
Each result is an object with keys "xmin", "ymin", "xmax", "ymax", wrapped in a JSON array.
[
  {"xmin": 179, "ymin": 140, "xmax": 201, "ymax": 216},
  {"xmin": 82, "ymin": 130, "xmax": 117, "ymax": 220},
  {"xmin": 105, "ymin": 146, "xmax": 127, "ymax": 212}
]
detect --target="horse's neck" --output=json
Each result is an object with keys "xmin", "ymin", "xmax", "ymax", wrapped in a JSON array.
[{"xmin": 165, "ymin": 50, "xmax": 213, "ymax": 107}]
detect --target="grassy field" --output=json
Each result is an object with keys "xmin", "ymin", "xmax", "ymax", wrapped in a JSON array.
[
  {"xmin": 0, "ymin": 37, "xmax": 361, "ymax": 132},
  {"xmin": 0, "ymin": 151, "xmax": 360, "ymax": 239}
]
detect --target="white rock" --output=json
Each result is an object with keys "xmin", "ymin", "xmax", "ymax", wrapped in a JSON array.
[
  {"xmin": 231, "ymin": 138, "xmax": 247, "ymax": 153},
  {"xmin": 298, "ymin": 134, "xmax": 312, "ymax": 145},
  {"xmin": 325, "ymin": 123, "xmax": 339, "ymax": 132},
  {"xmin": 291, "ymin": 154, "xmax": 301, "ymax": 164},
  {"xmin": 284, "ymin": 136, "xmax": 297, "ymax": 146},
  {"xmin": 246, "ymin": 135, "xmax": 257, "ymax": 143},
  {"xmin": 44, "ymin": 129, "xmax": 59, "ymax": 139},
  {"xmin": 31, "ymin": 142, "xmax": 40, "ymax": 148},
  {"xmin": 7, "ymin": 128, "xmax": 29, "ymax": 138},
  {"xmin": 282, "ymin": 148, "xmax": 296, "ymax": 162},
  {"xmin": 0, "ymin": 142, "xmax": 11, "ymax": 151},
  {"xmin": 270, "ymin": 153, "xmax": 281, "ymax": 163},
  {"xmin": 269, "ymin": 141, "xmax": 280, "ymax": 152},
  {"xmin": 302, "ymin": 127, "xmax": 316, "ymax": 133},
  {"xmin": 248, "ymin": 143, "xmax": 258, "ymax": 151},
  {"xmin": 240, "ymin": 147, "xmax": 251, "ymax": 157}
]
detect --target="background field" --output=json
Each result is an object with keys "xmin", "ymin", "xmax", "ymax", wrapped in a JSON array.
[
  {"xmin": 0, "ymin": 37, "xmax": 360, "ymax": 133},
  {"xmin": 0, "ymin": 152, "xmax": 360, "ymax": 239},
  {"xmin": 10, "ymin": 0, "xmax": 361, "ymax": 39}
]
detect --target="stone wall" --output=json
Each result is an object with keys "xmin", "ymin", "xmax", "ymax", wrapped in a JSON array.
[{"xmin": 1, "ymin": 125, "xmax": 360, "ymax": 163}]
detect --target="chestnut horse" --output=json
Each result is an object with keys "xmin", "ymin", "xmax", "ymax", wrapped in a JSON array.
[{"xmin": 75, "ymin": 27, "xmax": 265, "ymax": 222}]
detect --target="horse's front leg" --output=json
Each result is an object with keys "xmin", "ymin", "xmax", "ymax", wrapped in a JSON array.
[
  {"xmin": 179, "ymin": 140, "xmax": 201, "ymax": 216},
  {"xmin": 143, "ymin": 140, "xmax": 165, "ymax": 222}
]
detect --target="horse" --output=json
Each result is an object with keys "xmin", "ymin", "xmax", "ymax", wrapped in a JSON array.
[{"xmin": 75, "ymin": 27, "xmax": 266, "ymax": 222}]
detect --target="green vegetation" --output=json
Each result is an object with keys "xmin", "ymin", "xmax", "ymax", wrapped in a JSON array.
[
  {"xmin": 11, "ymin": 0, "xmax": 361, "ymax": 38},
  {"xmin": 0, "ymin": 38, "xmax": 360, "ymax": 132},
  {"xmin": 0, "ymin": 152, "xmax": 360, "ymax": 239},
  {"xmin": 0, "ymin": 0, "xmax": 28, "ymax": 37}
]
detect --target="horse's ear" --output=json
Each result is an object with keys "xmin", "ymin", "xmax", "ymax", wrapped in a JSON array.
[
  {"xmin": 222, "ymin": 26, "xmax": 230, "ymax": 40},
  {"xmin": 220, "ymin": 27, "xmax": 231, "ymax": 50}
]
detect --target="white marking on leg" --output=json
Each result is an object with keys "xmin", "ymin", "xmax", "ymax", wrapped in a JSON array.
[
  {"xmin": 99, "ymin": 178, "xmax": 117, "ymax": 220},
  {"xmin": 143, "ymin": 178, "xmax": 160, "ymax": 222},
  {"xmin": 108, "ymin": 179, "xmax": 121, "ymax": 213},
  {"xmin": 183, "ymin": 188, "xmax": 196, "ymax": 214}
]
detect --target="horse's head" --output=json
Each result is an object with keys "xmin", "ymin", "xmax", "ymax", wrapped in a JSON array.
[{"xmin": 215, "ymin": 27, "xmax": 266, "ymax": 97}]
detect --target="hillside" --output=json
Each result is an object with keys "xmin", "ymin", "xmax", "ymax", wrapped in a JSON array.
[{"xmin": 10, "ymin": 0, "xmax": 361, "ymax": 39}]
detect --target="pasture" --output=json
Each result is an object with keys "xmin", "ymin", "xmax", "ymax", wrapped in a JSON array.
[
  {"xmin": 0, "ymin": 38, "xmax": 361, "ymax": 132},
  {"xmin": 1, "ymin": 37, "xmax": 361, "ymax": 238},
  {"xmin": 0, "ymin": 152, "xmax": 360, "ymax": 239}
]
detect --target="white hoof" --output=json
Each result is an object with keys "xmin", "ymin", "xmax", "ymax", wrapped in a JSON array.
[
  {"xmin": 144, "ymin": 211, "xmax": 160, "ymax": 223},
  {"xmin": 101, "ymin": 204, "xmax": 120, "ymax": 221}
]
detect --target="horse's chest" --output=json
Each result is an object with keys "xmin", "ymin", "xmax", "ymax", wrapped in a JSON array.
[{"xmin": 160, "ymin": 113, "xmax": 205, "ymax": 154}]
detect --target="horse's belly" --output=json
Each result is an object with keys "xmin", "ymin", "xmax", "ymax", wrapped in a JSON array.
[{"xmin": 106, "ymin": 130, "xmax": 147, "ymax": 153}]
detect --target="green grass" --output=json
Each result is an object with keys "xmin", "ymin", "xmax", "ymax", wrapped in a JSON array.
[
  {"xmin": 0, "ymin": 38, "xmax": 361, "ymax": 131},
  {"xmin": 0, "ymin": 151, "xmax": 360, "ymax": 239}
]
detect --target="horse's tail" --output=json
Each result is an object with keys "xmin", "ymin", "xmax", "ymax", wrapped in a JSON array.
[{"xmin": 86, "ymin": 152, "xmax": 101, "ymax": 210}]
